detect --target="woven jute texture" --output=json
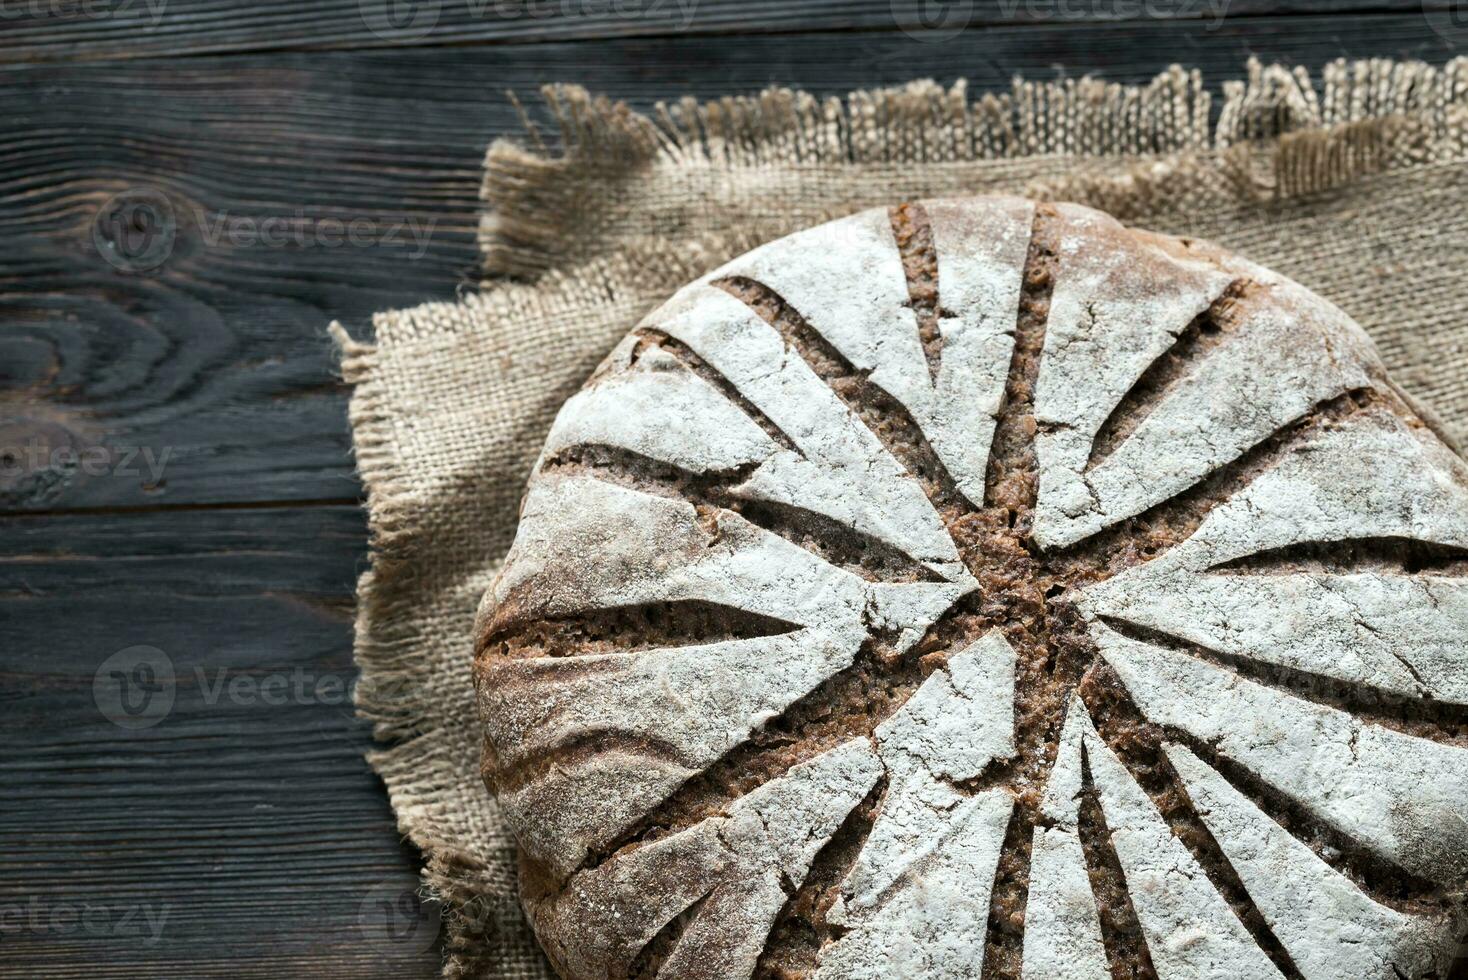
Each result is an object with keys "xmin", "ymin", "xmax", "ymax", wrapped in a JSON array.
[{"xmin": 332, "ymin": 57, "xmax": 1468, "ymax": 979}]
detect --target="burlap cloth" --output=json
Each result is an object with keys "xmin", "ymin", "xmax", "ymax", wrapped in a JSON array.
[{"xmin": 330, "ymin": 57, "xmax": 1468, "ymax": 978}]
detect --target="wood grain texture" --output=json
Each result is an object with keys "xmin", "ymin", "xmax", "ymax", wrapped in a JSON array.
[
  {"xmin": 3, "ymin": 14, "xmax": 1462, "ymax": 514},
  {"xmin": 0, "ymin": 505, "xmax": 443, "ymax": 979},
  {"xmin": 0, "ymin": 0, "xmax": 1441, "ymax": 63},
  {"xmin": 4, "ymin": 9, "xmax": 1466, "ymax": 979}
]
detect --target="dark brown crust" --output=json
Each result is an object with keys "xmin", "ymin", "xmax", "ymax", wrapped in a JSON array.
[
  {"xmin": 1208, "ymin": 536, "xmax": 1468, "ymax": 576},
  {"xmin": 1087, "ymin": 279, "xmax": 1247, "ymax": 472},
  {"xmin": 532, "ymin": 443, "xmax": 943, "ymax": 585},
  {"xmin": 712, "ymin": 271, "xmax": 967, "ymax": 519},
  {"xmin": 482, "ymin": 599, "xmax": 799, "ymax": 662},
  {"xmin": 890, "ymin": 203, "xmax": 944, "ymax": 384},
  {"xmin": 564, "ymin": 631, "xmax": 934, "ymax": 892},
  {"xmin": 1080, "ymin": 661, "xmax": 1308, "ymax": 980},
  {"xmin": 1080, "ymin": 657, "xmax": 1451, "ymax": 918},
  {"xmin": 1099, "ymin": 617, "xmax": 1468, "ymax": 754},
  {"xmin": 754, "ymin": 784, "xmax": 886, "ymax": 979},
  {"xmin": 476, "ymin": 202, "xmax": 1468, "ymax": 980},
  {"xmin": 973, "ymin": 204, "xmax": 1061, "ymax": 980},
  {"xmin": 1043, "ymin": 388, "xmax": 1383, "ymax": 585},
  {"xmin": 1076, "ymin": 743, "xmax": 1158, "ymax": 980}
]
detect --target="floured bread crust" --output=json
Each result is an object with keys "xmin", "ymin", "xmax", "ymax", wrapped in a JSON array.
[{"xmin": 474, "ymin": 197, "xmax": 1468, "ymax": 980}]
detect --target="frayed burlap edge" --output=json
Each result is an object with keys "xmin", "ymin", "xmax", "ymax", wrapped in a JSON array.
[
  {"xmin": 330, "ymin": 318, "xmax": 531, "ymax": 978},
  {"xmin": 343, "ymin": 57, "xmax": 1468, "ymax": 979},
  {"xmin": 481, "ymin": 57, "xmax": 1468, "ymax": 278},
  {"xmin": 327, "ymin": 243, "xmax": 787, "ymax": 977}
]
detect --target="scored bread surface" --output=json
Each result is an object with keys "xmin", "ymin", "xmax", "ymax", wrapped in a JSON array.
[{"xmin": 474, "ymin": 197, "xmax": 1468, "ymax": 980}]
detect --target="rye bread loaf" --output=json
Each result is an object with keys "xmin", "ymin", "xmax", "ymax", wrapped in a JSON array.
[{"xmin": 473, "ymin": 197, "xmax": 1468, "ymax": 980}]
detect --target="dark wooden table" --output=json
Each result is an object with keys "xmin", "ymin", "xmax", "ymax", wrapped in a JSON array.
[{"xmin": 2, "ymin": 2, "xmax": 1464, "ymax": 976}]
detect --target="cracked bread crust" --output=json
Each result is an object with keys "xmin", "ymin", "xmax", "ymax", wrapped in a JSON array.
[{"xmin": 473, "ymin": 197, "xmax": 1468, "ymax": 980}]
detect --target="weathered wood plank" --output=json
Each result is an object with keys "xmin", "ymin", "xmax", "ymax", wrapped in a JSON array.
[
  {"xmin": 3, "ymin": 12, "xmax": 1468, "ymax": 980},
  {"xmin": 0, "ymin": 0, "xmax": 1440, "ymax": 63},
  {"xmin": 3, "ymin": 17, "xmax": 1460, "ymax": 515},
  {"xmin": 0, "ymin": 504, "xmax": 444, "ymax": 978}
]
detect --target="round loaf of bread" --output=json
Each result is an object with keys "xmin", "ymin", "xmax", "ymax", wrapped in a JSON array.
[{"xmin": 474, "ymin": 198, "xmax": 1468, "ymax": 980}]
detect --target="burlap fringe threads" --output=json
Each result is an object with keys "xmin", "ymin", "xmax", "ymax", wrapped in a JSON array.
[
  {"xmin": 340, "ymin": 56, "xmax": 1468, "ymax": 979},
  {"xmin": 481, "ymin": 57, "xmax": 1468, "ymax": 275}
]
